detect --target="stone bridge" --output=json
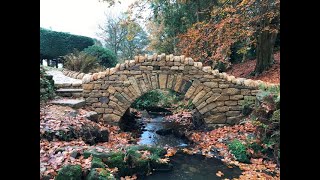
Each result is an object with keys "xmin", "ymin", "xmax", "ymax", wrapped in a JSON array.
[{"xmin": 76, "ymin": 54, "xmax": 273, "ymax": 127}]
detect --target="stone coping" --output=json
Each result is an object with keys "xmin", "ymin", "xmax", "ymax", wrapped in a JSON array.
[{"xmin": 60, "ymin": 53, "xmax": 278, "ymax": 89}]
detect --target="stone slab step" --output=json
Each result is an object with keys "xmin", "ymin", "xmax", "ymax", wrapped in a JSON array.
[
  {"xmin": 55, "ymin": 83, "xmax": 82, "ymax": 89},
  {"xmin": 50, "ymin": 99, "xmax": 86, "ymax": 108},
  {"xmin": 56, "ymin": 88, "xmax": 83, "ymax": 93}
]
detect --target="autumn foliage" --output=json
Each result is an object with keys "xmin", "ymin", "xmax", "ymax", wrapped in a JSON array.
[{"xmin": 177, "ymin": 0, "xmax": 280, "ymax": 66}]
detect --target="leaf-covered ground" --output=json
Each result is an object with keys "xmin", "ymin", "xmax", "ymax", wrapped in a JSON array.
[
  {"xmin": 40, "ymin": 104, "xmax": 279, "ymax": 179},
  {"xmin": 185, "ymin": 122, "xmax": 280, "ymax": 179},
  {"xmin": 227, "ymin": 51, "xmax": 280, "ymax": 84},
  {"xmin": 40, "ymin": 104, "xmax": 133, "ymax": 179}
]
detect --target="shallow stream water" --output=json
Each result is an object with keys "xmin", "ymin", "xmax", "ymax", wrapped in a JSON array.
[{"xmin": 136, "ymin": 113, "xmax": 242, "ymax": 180}]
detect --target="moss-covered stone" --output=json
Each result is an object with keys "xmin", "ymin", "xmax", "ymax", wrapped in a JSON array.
[
  {"xmin": 55, "ymin": 165, "xmax": 82, "ymax": 180},
  {"xmin": 271, "ymin": 109, "xmax": 280, "ymax": 121},
  {"xmin": 85, "ymin": 146, "xmax": 172, "ymax": 177},
  {"xmin": 83, "ymin": 150, "xmax": 111, "ymax": 159},
  {"xmin": 91, "ymin": 157, "xmax": 105, "ymax": 169},
  {"xmin": 86, "ymin": 168, "xmax": 116, "ymax": 180},
  {"xmin": 126, "ymin": 145, "xmax": 166, "ymax": 157}
]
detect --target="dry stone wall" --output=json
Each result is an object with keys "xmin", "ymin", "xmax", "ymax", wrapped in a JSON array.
[
  {"xmin": 62, "ymin": 69, "xmax": 87, "ymax": 80},
  {"xmin": 80, "ymin": 53, "xmax": 277, "ymax": 127}
]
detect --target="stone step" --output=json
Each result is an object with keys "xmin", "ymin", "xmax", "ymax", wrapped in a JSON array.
[
  {"xmin": 55, "ymin": 88, "xmax": 83, "ymax": 98},
  {"xmin": 56, "ymin": 88, "xmax": 83, "ymax": 93},
  {"xmin": 55, "ymin": 83, "xmax": 82, "ymax": 89},
  {"xmin": 50, "ymin": 99, "xmax": 86, "ymax": 108}
]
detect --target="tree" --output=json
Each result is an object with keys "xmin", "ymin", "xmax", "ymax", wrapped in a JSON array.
[
  {"xmin": 134, "ymin": 0, "xmax": 218, "ymax": 54},
  {"xmin": 40, "ymin": 28, "xmax": 94, "ymax": 60},
  {"xmin": 98, "ymin": 14, "xmax": 149, "ymax": 61},
  {"xmin": 177, "ymin": 0, "xmax": 280, "ymax": 74},
  {"xmin": 83, "ymin": 45, "xmax": 117, "ymax": 68}
]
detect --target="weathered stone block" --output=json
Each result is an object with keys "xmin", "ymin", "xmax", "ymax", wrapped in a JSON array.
[
  {"xmin": 188, "ymin": 58, "xmax": 194, "ymax": 65},
  {"xmin": 196, "ymin": 101, "xmax": 207, "ymax": 110},
  {"xmin": 202, "ymin": 66, "xmax": 212, "ymax": 72},
  {"xmin": 251, "ymin": 90, "xmax": 260, "ymax": 95},
  {"xmin": 222, "ymin": 88, "xmax": 240, "ymax": 95},
  {"xmin": 185, "ymin": 85, "xmax": 195, "ymax": 99},
  {"xmin": 219, "ymin": 84, "xmax": 229, "ymax": 88},
  {"xmin": 83, "ymin": 84, "xmax": 94, "ymax": 90},
  {"xmin": 166, "ymin": 62, "xmax": 174, "ymax": 66},
  {"xmin": 174, "ymin": 56, "xmax": 181, "ymax": 62},
  {"xmin": 241, "ymin": 89, "xmax": 251, "ymax": 95},
  {"xmin": 216, "ymin": 95, "xmax": 229, "ymax": 101},
  {"xmin": 173, "ymin": 75, "xmax": 183, "ymax": 92},
  {"xmin": 99, "ymin": 97, "xmax": 109, "ymax": 104},
  {"xmin": 224, "ymin": 101, "xmax": 238, "ymax": 106},
  {"xmin": 192, "ymin": 90, "xmax": 207, "ymax": 105},
  {"xmin": 107, "ymin": 86, "xmax": 116, "ymax": 94},
  {"xmin": 230, "ymin": 95, "xmax": 244, "ymax": 100},
  {"xmin": 104, "ymin": 108, "xmax": 113, "ymax": 113},
  {"xmin": 206, "ymin": 94, "xmax": 222, "ymax": 103},
  {"xmin": 229, "ymin": 106, "xmax": 242, "ymax": 111},
  {"xmin": 94, "ymin": 84, "xmax": 101, "ymax": 90},
  {"xmin": 203, "ymin": 82, "xmax": 218, "ymax": 88},
  {"xmin": 216, "ymin": 106, "xmax": 229, "ymax": 112},
  {"xmin": 171, "ymin": 66, "xmax": 179, "ymax": 70},
  {"xmin": 205, "ymin": 114, "xmax": 226, "ymax": 124},
  {"xmin": 199, "ymin": 102, "xmax": 217, "ymax": 114},
  {"xmin": 95, "ymin": 108, "xmax": 105, "ymax": 113},
  {"xmin": 140, "ymin": 66, "xmax": 153, "ymax": 71},
  {"xmin": 139, "ymin": 80, "xmax": 148, "ymax": 93},
  {"xmin": 159, "ymin": 74, "xmax": 167, "ymax": 89},
  {"xmin": 226, "ymin": 111, "xmax": 241, "ymax": 117},
  {"xmin": 86, "ymin": 98, "xmax": 98, "ymax": 103}
]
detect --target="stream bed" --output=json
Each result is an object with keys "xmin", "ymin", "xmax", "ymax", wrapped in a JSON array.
[{"xmin": 135, "ymin": 113, "xmax": 242, "ymax": 180}]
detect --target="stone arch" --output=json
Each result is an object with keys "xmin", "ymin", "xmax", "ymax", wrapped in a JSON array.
[{"xmin": 82, "ymin": 53, "xmax": 274, "ymax": 127}]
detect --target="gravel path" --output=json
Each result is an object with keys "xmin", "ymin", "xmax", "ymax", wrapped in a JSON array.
[{"xmin": 46, "ymin": 70, "xmax": 82, "ymax": 85}]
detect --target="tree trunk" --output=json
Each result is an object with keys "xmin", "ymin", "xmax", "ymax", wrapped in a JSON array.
[{"xmin": 254, "ymin": 30, "xmax": 277, "ymax": 75}]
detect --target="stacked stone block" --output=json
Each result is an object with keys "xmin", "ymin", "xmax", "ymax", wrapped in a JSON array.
[{"xmin": 79, "ymin": 53, "xmax": 277, "ymax": 127}]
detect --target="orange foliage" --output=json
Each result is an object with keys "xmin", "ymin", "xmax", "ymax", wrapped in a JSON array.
[{"xmin": 177, "ymin": 0, "xmax": 280, "ymax": 65}]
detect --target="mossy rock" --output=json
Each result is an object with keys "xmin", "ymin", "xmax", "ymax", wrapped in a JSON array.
[
  {"xmin": 55, "ymin": 165, "xmax": 82, "ymax": 180},
  {"xmin": 91, "ymin": 157, "xmax": 105, "ymax": 169},
  {"xmin": 271, "ymin": 109, "xmax": 280, "ymax": 121},
  {"xmin": 104, "ymin": 152, "xmax": 129, "ymax": 175},
  {"xmin": 86, "ymin": 168, "xmax": 116, "ymax": 180},
  {"xmin": 126, "ymin": 145, "xmax": 166, "ymax": 157},
  {"xmin": 86, "ymin": 146, "xmax": 170, "ymax": 177},
  {"xmin": 83, "ymin": 150, "xmax": 111, "ymax": 159},
  {"xmin": 55, "ymin": 130, "xmax": 75, "ymax": 141}
]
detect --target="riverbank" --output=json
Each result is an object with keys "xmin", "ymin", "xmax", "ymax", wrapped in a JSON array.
[{"xmin": 40, "ymin": 104, "xmax": 279, "ymax": 179}]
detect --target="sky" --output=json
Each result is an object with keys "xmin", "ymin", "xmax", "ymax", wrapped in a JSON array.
[{"xmin": 40, "ymin": 0, "xmax": 136, "ymax": 40}]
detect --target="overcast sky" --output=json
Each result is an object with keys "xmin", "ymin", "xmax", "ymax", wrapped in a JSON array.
[{"xmin": 40, "ymin": 0, "xmax": 136, "ymax": 39}]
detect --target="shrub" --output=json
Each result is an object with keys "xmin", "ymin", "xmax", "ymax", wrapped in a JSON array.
[
  {"xmin": 40, "ymin": 27, "xmax": 94, "ymax": 60},
  {"xmin": 56, "ymin": 165, "xmax": 82, "ymax": 180},
  {"xmin": 251, "ymin": 85, "xmax": 280, "ymax": 165},
  {"xmin": 40, "ymin": 66, "xmax": 55, "ymax": 102},
  {"xmin": 64, "ymin": 50, "xmax": 99, "ymax": 73},
  {"xmin": 83, "ymin": 45, "xmax": 117, "ymax": 68},
  {"xmin": 40, "ymin": 27, "xmax": 94, "ymax": 59},
  {"xmin": 131, "ymin": 89, "xmax": 182, "ymax": 110},
  {"xmin": 214, "ymin": 61, "xmax": 229, "ymax": 72},
  {"xmin": 228, "ymin": 139, "xmax": 250, "ymax": 163},
  {"xmin": 241, "ymin": 96, "xmax": 256, "ymax": 116}
]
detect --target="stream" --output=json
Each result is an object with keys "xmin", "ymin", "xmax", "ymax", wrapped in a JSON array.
[{"xmin": 135, "ymin": 112, "xmax": 242, "ymax": 180}]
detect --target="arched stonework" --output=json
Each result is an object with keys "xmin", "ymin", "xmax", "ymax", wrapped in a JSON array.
[{"xmin": 81, "ymin": 54, "xmax": 273, "ymax": 127}]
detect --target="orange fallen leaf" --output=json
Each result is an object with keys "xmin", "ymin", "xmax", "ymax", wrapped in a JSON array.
[{"xmin": 216, "ymin": 170, "xmax": 224, "ymax": 177}]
